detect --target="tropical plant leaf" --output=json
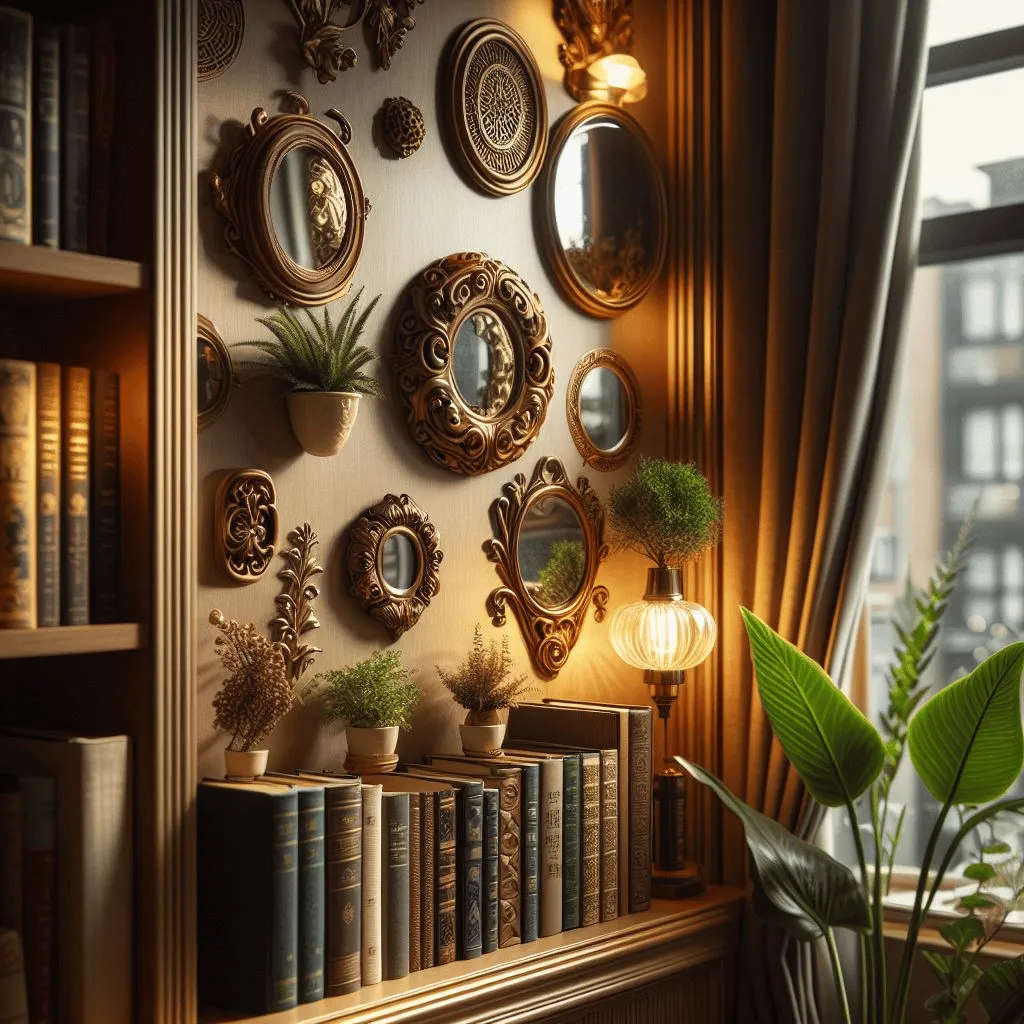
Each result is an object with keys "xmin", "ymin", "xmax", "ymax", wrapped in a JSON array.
[
  {"xmin": 907, "ymin": 642, "xmax": 1024, "ymax": 804},
  {"xmin": 675, "ymin": 757, "xmax": 870, "ymax": 939},
  {"xmin": 939, "ymin": 915, "xmax": 985, "ymax": 951},
  {"xmin": 740, "ymin": 609, "xmax": 884, "ymax": 807},
  {"xmin": 978, "ymin": 956, "xmax": 1024, "ymax": 1024}
]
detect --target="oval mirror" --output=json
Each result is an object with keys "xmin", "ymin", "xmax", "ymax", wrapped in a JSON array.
[
  {"xmin": 517, "ymin": 494, "xmax": 587, "ymax": 610},
  {"xmin": 541, "ymin": 103, "xmax": 667, "ymax": 318},
  {"xmin": 452, "ymin": 309, "xmax": 517, "ymax": 417},
  {"xmin": 197, "ymin": 314, "xmax": 232, "ymax": 431},
  {"xmin": 581, "ymin": 367, "xmax": 629, "ymax": 451},
  {"xmin": 380, "ymin": 529, "xmax": 420, "ymax": 595},
  {"xmin": 567, "ymin": 349, "xmax": 642, "ymax": 470}
]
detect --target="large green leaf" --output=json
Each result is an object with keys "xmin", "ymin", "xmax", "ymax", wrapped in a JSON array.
[
  {"xmin": 907, "ymin": 642, "xmax": 1024, "ymax": 804},
  {"xmin": 675, "ymin": 757, "xmax": 870, "ymax": 939},
  {"xmin": 978, "ymin": 956, "xmax": 1024, "ymax": 1024},
  {"xmin": 740, "ymin": 608, "xmax": 885, "ymax": 807}
]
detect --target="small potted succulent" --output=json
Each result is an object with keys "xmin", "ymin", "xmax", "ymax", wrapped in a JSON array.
[
  {"xmin": 235, "ymin": 287, "xmax": 384, "ymax": 457},
  {"xmin": 209, "ymin": 608, "xmax": 297, "ymax": 780},
  {"xmin": 308, "ymin": 649, "xmax": 420, "ymax": 773},
  {"xmin": 437, "ymin": 626, "xmax": 534, "ymax": 757}
]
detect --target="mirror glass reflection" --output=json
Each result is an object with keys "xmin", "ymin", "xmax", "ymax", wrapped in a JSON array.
[
  {"xmin": 269, "ymin": 145, "xmax": 347, "ymax": 270},
  {"xmin": 380, "ymin": 530, "xmax": 419, "ymax": 594},
  {"xmin": 552, "ymin": 119, "xmax": 660, "ymax": 301},
  {"xmin": 517, "ymin": 495, "xmax": 586, "ymax": 609},
  {"xmin": 579, "ymin": 366, "xmax": 630, "ymax": 452},
  {"xmin": 452, "ymin": 309, "xmax": 517, "ymax": 417}
]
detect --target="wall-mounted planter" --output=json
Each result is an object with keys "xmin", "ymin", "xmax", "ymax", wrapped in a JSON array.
[{"xmin": 286, "ymin": 391, "xmax": 361, "ymax": 457}]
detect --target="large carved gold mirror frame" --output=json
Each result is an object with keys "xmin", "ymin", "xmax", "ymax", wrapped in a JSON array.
[
  {"xmin": 393, "ymin": 252, "xmax": 554, "ymax": 476},
  {"xmin": 211, "ymin": 93, "xmax": 368, "ymax": 306},
  {"xmin": 486, "ymin": 457, "xmax": 609, "ymax": 679}
]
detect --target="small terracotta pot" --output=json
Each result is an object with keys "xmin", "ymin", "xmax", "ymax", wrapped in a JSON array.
[
  {"xmin": 344, "ymin": 725, "xmax": 400, "ymax": 774},
  {"xmin": 224, "ymin": 748, "xmax": 269, "ymax": 780},
  {"xmin": 460, "ymin": 723, "xmax": 506, "ymax": 758},
  {"xmin": 286, "ymin": 391, "xmax": 361, "ymax": 457}
]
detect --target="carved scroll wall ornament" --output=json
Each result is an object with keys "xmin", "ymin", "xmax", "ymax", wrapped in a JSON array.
[
  {"xmin": 210, "ymin": 94, "xmax": 368, "ymax": 306},
  {"xmin": 566, "ymin": 348, "xmax": 642, "ymax": 471},
  {"xmin": 393, "ymin": 252, "xmax": 554, "ymax": 476},
  {"xmin": 215, "ymin": 470, "xmax": 279, "ymax": 584},
  {"xmin": 198, "ymin": 0, "xmax": 245, "ymax": 81},
  {"xmin": 445, "ymin": 19, "xmax": 548, "ymax": 197},
  {"xmin": 270, "ymin": 523, "xmax": 323, "ymax": 684},
  {"xmin": 347, "ymin": 493, "xmax": 442, "ymax": 639},
  {"xmin": 365, "ymin": 0, "xmax": 425, "ymax": 70},
  {"xmin": 381, "ymin": 96, "xmax": 426, "ymax": 158},
  {"xmin": 555, "ymin": 0, "xmax": 644, "ymax": 102},
  {"xmin": 286, "ymin": 0, "xmax": 358, "ymax": 83},
  {"xmin": 485, "ymin": 457, "xmax": 609, "ymax": 680}
]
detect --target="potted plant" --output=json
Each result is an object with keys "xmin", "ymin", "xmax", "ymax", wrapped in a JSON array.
[
  {"xmin": 437, "ymin": 626, "xmax": 534, "ymax": 756},
  {"xmin": 308, "ymin": 649, "xmax": 420, "ymax": 773},
  {"xmin": 236, "ymin": 287, "xmax": 384, "ymax": 457},
  {"xmin": 209, "ymin": 608, "xmax": 296, "ymax": 780}
]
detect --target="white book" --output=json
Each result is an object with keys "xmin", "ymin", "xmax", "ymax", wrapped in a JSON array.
[{"xmin": 360, "ymin": 784, "xmax": 383, "ymax": 985}]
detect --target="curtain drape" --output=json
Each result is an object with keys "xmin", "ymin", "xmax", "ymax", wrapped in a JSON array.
[{"xmin": 711, "ymin": 1, "xmax": 931, "ymax": 1020}]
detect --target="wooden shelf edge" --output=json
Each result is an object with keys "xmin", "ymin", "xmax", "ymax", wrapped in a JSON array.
[
  {"xmin": 0, "ymin": 241, "xmax": 147, "ymax": 298},
  {"xmin": 200, "ymin": 888, "xmax": 746, "ymax": 1024},
  {"xmin": 0, "ymin": 623, "xmax": 147, "ymax": 659}
]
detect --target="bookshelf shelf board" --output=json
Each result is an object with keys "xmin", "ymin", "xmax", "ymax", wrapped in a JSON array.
[
  {"xmin": 0, "ymin": 242, "xmax": 147, "ymax": 298},
  {"xmin": 0, "ymin": 623, "xmax": 147, "ymax": 659},
  {"xmin": 199, "ymin": 887, "xmax": 744, "ymax": 1024}
]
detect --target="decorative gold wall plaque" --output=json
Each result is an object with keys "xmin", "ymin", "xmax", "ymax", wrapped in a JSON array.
[
  {"xmin": 394, "ymin": 252, "xmax": 554, "ymax": 476},
  {"xmin": 210, "ymin": 93, "xmax": 368, "ymax": 306},
  {"xmin": 486, "ymin": 457, "xmax": 609, "ymax": 680},
  {"xmin": 365, "ymin": 0, "xmax": 426, "ymax": 70},
  {"xmin": 566, "ymin": 349, "xmax": 642, "ymax": 471},
  {"xmin": 347, "ymin": 493, "xmax": 442, "ymax": 638},
  {"xmin": 197, "ymin": 314, "xmax": 232, "ymax": 431},
  {"xmin": 198, "ymin": 0, "xmax": 245, "ymax": 81},
  {"xmin": 381, "ymin": 96, "xmax": 426, "ymax": 158},
  {"xmin": 444, "ymin": 19, "xmax": 548, "ymax": 197},
  {"xmin": 555, "ymin": 0, "xmax": 646, "ymax": 103},
  {"xmin": 270, "ymin": 523, "xmax": 323, "ymax": 684},
  {"xmin": 215, "ymin": 469, "xmax": 279, "ymax": 584},
  {"xmin": 285, "ymin": 0, "xmax": 358, "ymax": 83}
]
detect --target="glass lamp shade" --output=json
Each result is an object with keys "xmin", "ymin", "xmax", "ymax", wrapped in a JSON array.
[{"xmin": 586, "ymin": 54, "xmax": 648, "ymax": 104}]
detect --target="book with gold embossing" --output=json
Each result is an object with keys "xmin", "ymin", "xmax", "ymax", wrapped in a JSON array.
[
  {"xmin": 60, "ymin": 366, "xmax": 89, "ymax": 625},
  {"xmin": 35, "ymin": 364, "xmax": 60, "ymax": 627},
  {"xmin": 0, "ymin": 360, "xmax": 36, "ymax": 628},
  {"xmin": 360, "ymin": 784, "xmax": 383, "ymax": 985}
]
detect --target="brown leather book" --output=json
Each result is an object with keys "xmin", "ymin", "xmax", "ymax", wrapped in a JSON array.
[{"xmin": 408, "ymin": 797, "xmax": 421, "ymax": 972}]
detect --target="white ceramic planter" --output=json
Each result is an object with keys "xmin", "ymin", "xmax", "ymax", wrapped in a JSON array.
[
  {"xmin": 286, "ymin": 391, "xmax": 361, "ymax": 457},
  {"xmin": 344, "ymin": 725, "xmax": 400, "ymax": 775},
  {"xmin": 460, "ymin": 723, "xmax": 506, "ymax": 758},
  {"xmin": 224, "ymin": 748, "xmax": 269, "ymax": 780}
]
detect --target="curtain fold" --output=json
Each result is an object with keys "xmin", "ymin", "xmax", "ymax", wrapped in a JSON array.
[{"xmin": 712, "ymin": 1, "xmax": 930, "ymax": 1020}]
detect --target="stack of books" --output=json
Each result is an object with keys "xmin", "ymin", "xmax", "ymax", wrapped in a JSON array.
[
  {"xmin": 196, "ymin": 700, "xmax": 652, "ymax": 1015},
  {"xmin": 0, "ymin": 360, "xmax": 120, "ymax": 629}
]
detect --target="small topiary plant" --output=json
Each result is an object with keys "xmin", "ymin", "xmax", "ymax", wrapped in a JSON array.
[
  {"xmin": 537, "ymin": 539, "xmax": 585, "ymax": 607},
  {"xmin": 308, "ymin": 649, "xmax": 420, "ymax": 730}
]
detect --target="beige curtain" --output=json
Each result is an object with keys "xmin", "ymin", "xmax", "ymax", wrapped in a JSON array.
[{"xmin": 712, "ymin": 1, "xmax": 930, "ymax": 1020}]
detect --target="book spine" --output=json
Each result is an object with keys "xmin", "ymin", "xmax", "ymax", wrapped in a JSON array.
[
  {"xmin": 496, "ymin": 778, "xmax": 522, "ymax": 948},
  {"xmin": 87, "ymin": 14, "xmax": 114, "ymax": 255},
  {"xmin": 421, "ymin": 793, "xmax": 435, "ymax": 967},
  {"xmin": 297, "ymin": 787, "xmax": 325, "ymax": 1003},
  {"xmin": 457, "ymin": 787, "xmax": 483, "ymax": 960},
  {"xmin": 20, "ymin": 776, "xmax": 55, "ymax": 1024},
  {"xmin": 628, "ymin": 710, "xmax": 652, "ymax": 913},
  {"xmin": 520, "ymin": 765, "xmax": 539, "ymax": 943},
  {"xmin": 435, "ymin": 791, "xmax": 457, "ymax": 965},
  {"xmin": 324, "ymin": 783, "xmax": 361, "ymax": 996},
  {"xmin": 360, "ymin": 784, "xmax": 382, "ymax": 985},
  {"xmin": 59, "ymin": 23, "xmax": 88, "ymax": 252},
  {"xmin": 60, "ymin": 367, "xmax": 89, "ymax": 625},
  {"xmin": 580, "ymin": 754, "xmax": 601, "ymax": 927},
  {"xmin": 0, "ymin": 360, "xmax": 36, "ymax": 628},
  {"xmin": 270, "ymin": 796, "xmax": 299, "ymax": 1011},
  {"xmin": 0, "ymin": 8, "xmax": 31, "ymax": 244},
  {"xmin": 32, "ymin": 22, "xmax": 58, "ymax": 248},
  {"xmin": 482, "ymin": 788, "xmax": 498, "ymax": 954},
  {"xmin": 539, "ymin": 760, "xmax": 563, "ymax": 937},
  {"xmin": 382, "ymin": 793, "xmax": 410, "ymax": 981},
  {"xmin": 89, "ymin": 371, "xmax": 119, "ymax": 622},
  {"xmin": 408, "ymin": 797, "xmax": 421, "ymax": 972},
  {"xmin": 599, "ymin": 750, "xmax": 619, "ymax": 922},
  {"xmin": 0, "ymin": 780, "xmax": 21, "ymax": 933},
  {"xmin": 35, "ymin": 364, "xmax": 60, "ymax": 627},
  {"xmin": 561, "ymin": 755, "xmax": 581, "ymax": 930}
]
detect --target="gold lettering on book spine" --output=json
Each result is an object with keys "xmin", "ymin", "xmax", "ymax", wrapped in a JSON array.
[
  {"xmin": 600, "ymin": 751, "xmax": 618, "ymax": 922},
  {"xmin": 497, "ymin": 778, "xmax": 522, "ymax": 947},
  {"xmin": 580, "ymin": 758, "xmax": 601, "ymax": 927}
]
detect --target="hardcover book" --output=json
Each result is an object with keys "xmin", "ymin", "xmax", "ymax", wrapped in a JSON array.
[
  {"xmin": 482, "ymin": 787, "xmax": 499, "ymax": 953},
  {"xmin": 60, "ymin": 366, "xmax": 89, "ymax": 626},
  {"xmin": 59, "ymin": 23, "xmax": 89, "ymax": 253},
  {"xmin": 0, "ymin": 360, "xmax": 36, "ymax": 628},
  {"xmin": 0, "ymin": 7, "xmax": 31, "ymax": 244},
  {"xmin": 89, "ymin": 371, "xmax": 119, "ymax": 623},
  {"xmin": 435, "ymin": 789, "xmax": 457, "ymax": 964},
  {"xmin": 579, "ymin": 751, "xmax": 602, "ymax": 926},
  {"xmin": 32, "ymin": 21, "xmax": 59, "ymax": 248},
  {"xmin": 380, "ymin": 791, "xmax": 410, "ymax": 981},
  {"xmin": 35, "ymin": 364, "xmax": 60, "ymax": 628},
  {"xmin": 408, "ymin": 796, "xmax": 421, "ymax": 972},
  {"xmin": 87, "ymin": 13, "xmax": 115, "ymax": 255},
  {"xmin": 599, "ymin": 749, "xmax": 619, "ymax": 921},
  {"xmin": 360, "ymin": 784, "xmax": 383, "ymax": 985}
]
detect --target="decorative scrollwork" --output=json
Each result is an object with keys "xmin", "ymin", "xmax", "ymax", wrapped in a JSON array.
[
  {"xmin": 285, "ymin": 0, "xmax": 358, "ymax": 83},
  {"xmin": 566, "ymin": 348, "xmax": 642, "ymax": 471},
  {"xmin": 269, "ymin": 523, "xmax": 323, "ymax": 684},
  {"xmin": 485, "ymin": 457, "xmax": 609, "ymax": 680},
  {"xmin": 198, "ymin": 0, "xmax": 245, "ymax": 81},
  {"xmin": 347, "ymin": 494, "xmax": 443, "ymax": 639},
  {"xmin": 393, "ymin": 252, "xmax": 554, "ymax": 476},
  {"xmin": 215, "ymin": 470, "xmax": 279, "ymax": 584},
  {"xmin": 365, "ymin": 0, "xmax": 425, "ymax": 70},
  {"xmin": 555, "ymin": 0, "xmax": 637, "ymax": 101}
]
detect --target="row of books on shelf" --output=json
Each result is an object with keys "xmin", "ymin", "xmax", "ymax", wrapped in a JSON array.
[
  {"xmin": 0, "ymin": 359, "xmax": 120, "ymax": 631},
  {"xmin": 198, "ymin": 701, "xmax": 652, "ymax": 1016},
  {"xmin": 0, "ymin": 7, "xmax": 116, "ymax": 253},
  {"xmin": 0, "ymin": 729, "xmax": 131, "ymax": 1024}
]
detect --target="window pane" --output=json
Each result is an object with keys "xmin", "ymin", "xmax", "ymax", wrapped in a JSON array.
[
  {"xmin": 928, "ymin": 0, "xmax": 1024, "ymax": 45},
  {"xmin": 963, "ymin": 277, "xmax": 997, "ymax": 339},
  {"xmin": 966, "ymin": 549, "xmax": 997, "ymax": 590},
  {"xmin": 962, "ymin": 407, "xmax": 997, "ymax": 478}
]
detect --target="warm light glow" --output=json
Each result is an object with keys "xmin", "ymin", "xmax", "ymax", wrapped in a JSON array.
[
  {"xmin": 586, "ymin": 54, "xmax": 648, "ymax": 105},
  {"xmin": 609, "ymin": 597, "xmax": 717, "ymax": 672}
]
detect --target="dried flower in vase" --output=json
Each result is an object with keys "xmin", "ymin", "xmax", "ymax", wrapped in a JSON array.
[{"xmin": 210, "ymin": 609, "xmax": 296, "ymax": 752}]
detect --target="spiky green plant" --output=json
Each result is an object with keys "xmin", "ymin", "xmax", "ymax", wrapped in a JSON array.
[
  {"xmin": 236, "ymin": 287, "xmax": 384, "ymax": 396},
  {"xmin": 537, "ymin": 539, "xmax": 586, "ymax": 607},
  {"xmin": 308, "ymin": 649, "xmax": 420, "ymax": 730}
]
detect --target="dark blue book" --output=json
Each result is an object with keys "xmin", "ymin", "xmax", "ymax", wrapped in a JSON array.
[
  {"xmin": 481, "ymin": 788, "xmax": 499, "ymax": 952},
  {"xmin": 32, "ymin": 21, "xmax": 60, "ymax": 248}
]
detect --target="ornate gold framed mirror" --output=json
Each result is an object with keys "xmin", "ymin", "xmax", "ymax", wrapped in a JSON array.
[
  {"xmin": 539, "ymin": 102, "xmax": 667, "ymax": 318},
  {"xmin": 486, "ymin": 457, "xmax": 609, "ymax": 679},
  {"xmin": 567, "ymin": 348, "xmax": 642, "ymax": 470},
  {"xmin": 211, "ymin": 93, "xmax": 368, "ymax": 306},
  {"xmin": 347, "ymin": 493, "xmax": 443, "ymax": 638},
  {"xmin": 394, "ymin": 251, "xmax": 554, "ymax": 476}
]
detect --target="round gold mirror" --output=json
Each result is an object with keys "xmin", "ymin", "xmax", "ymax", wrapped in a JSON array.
[
  {"xmin": 567, "ymin": 348, "xmax": 642, "ymax": 470},
  {"xmin": 540, "ymin": 103, "xmax": 667, "ymax": 318}
]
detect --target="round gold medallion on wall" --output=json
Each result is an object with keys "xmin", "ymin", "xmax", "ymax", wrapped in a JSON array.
[
  {"xmin": 566, "ymin": 348, "xmax": 642, "ymax": 471},
  {"xmin": 445, "ymin": 19, "xmax": 548, "ymax": 197},
  {"xmin": 198, "ymin": 0, "xmax": 244, "ymax": 81},
  {"xmin": 393, "ymin": 251, "xmax": 554, "ymax": 476}
]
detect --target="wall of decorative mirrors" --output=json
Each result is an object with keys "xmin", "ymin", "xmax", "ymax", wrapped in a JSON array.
[{"xmin": 567, "ymin": 349, "xmax": 642, "ymax": 471}]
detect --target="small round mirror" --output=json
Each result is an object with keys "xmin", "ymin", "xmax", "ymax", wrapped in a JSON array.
[
  {"xmin": 269, "ymin": 145, "xmax": 348, "ymax": 271},
  {"xmin": 451, "ymin": 309, "xmax": 517, "ymax": 417},
  {"xmin": 517, "ymin": 495, "xmax": 586, "ymax": 609},
  {"xmin": 197, "ymin": 314, "xmax": 232, "ymax": 430},
  {"xmin": 580, "ymin": 365, "xmax": 630, "ymax": 453},
  {"xmin": 380, "ymin": 529, "xmax": 420, "ymax": 595}
]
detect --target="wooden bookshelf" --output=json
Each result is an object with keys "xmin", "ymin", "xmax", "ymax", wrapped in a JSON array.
[
  {"xmin": 199, "ymin": 889, "xmax": 744, "ymax": 1024},
  {"xmin": 0, "ymin": 623, "xmax": 146, "ymax": 659},
  {"xmin": 0, "ymin": 241, "xmax": 146, "ymax": 299}
]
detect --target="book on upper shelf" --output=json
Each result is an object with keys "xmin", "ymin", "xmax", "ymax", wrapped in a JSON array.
[
  {"xmin": 361, "ymin": 783, "xmax": 383, "ymax": 986},
  {"xmin": 380, "ymin": 791, "xmax": 410, "ymax": 981},
  {"xmin": 0, "ymin": 7, "xmax": 32, "ymax": 246},
  {"xmin": 32, "ymin": 20, "xmax": 59, "ymax": 249},
  {"xmin": 481, "ymin": 787, "xmax": 499, "ymax": 953},
  {"xmin": 59, "ymin": 22, "xmax": 88, "ymax": 254}
]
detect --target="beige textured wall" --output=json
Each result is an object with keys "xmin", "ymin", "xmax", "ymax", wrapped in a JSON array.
[{"xmin": 196, "ymin": 0, "xmax": 671, "ymax": 778}]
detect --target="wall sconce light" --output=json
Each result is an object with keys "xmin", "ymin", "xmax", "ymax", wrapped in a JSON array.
[{"xmin": 556, "ymin": 0, "xmax": 648, "ymax": 105}]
